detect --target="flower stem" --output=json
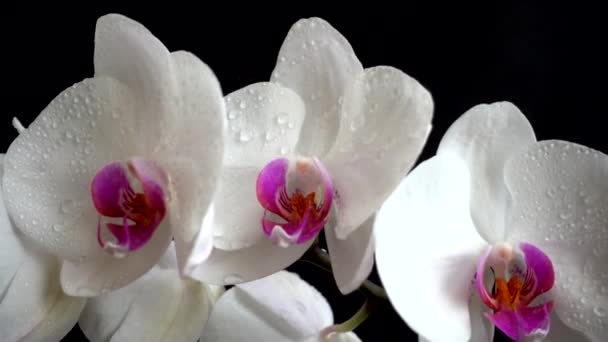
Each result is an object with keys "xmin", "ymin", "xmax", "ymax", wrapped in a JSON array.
[{"xmin": 320, "ymin": 299, "xmax": 372, "ymax": 337}]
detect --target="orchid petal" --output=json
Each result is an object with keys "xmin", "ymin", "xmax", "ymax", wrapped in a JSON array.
[
  {"xmin": 375, "ymin": 155, "xmax": 487, "ymax": 342},
  {"xmin": 504, "ymin": 140, "xmax": 608, "ymax": 341},
  {"xmin": 271, "ymin": 17, "xmax": 364, "ymax": 157},
  {"xmin": 201, "ymin": 271, "xmax": 333, "ymax": 341},
  {"xmin": 188, "ymin": 235, "xmax": 312, "ymax": 285},
  {"xmin": 60, "ymin": 217, "xmax": 172, "ymax": 296},
  {"xmin": 211, "ymin": 83, "xmax": 305, "ymax": 251},
  {"xmin": 223, "ymin": 83, "xmax": 305, "ymax": 166},
  {"xmin": 94, "ymin": 14, "xmax": 175, "ymax": 150},
  {"xmin": 79, "ymin": 266, "xmax": 211, "ymax": 342},
  {"xmin": 544, "ymin": 313, "xmax": 590, "ymax": 342},
  {"xmin": 2, "ymin": 77, "xmax": 141, "ymax": 261},
  {"xmin": 325, "ymin": 214, "xmax": 375, "ymax": 294},
  {"xmin": 325, "ymin": 66, "xmax": 433, "ymax": 239},
  {"xmin": 1, "ymin": 157, "xmax": 85, "ymax": 341},
  {"xmin": 437, "ymin": 102, "xmax": 536, "ymax": 243},
  {"xmin": 469, "ymin": 293, "xmax": 495, "ymax": 342},
  {"xmin": 159, "ymin": 51, "xmax": 226, "ymax": 274}
]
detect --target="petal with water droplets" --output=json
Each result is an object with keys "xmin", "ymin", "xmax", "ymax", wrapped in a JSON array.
[
  {"xmin": 2, "ymin": 77, "xmax": 139, "ymax": 261},
  {"xmin": 437, "ymin": 102, "xmax": 536, "ymax": 243},
  {"xmin": 1, "ymin": 162, "xmax": 85, "ymax": 341},
  {"xmin": 505, "ymin": 140, "xmax": 608, "ymax": 341},
  {"xmin": 271, "ymin": 17, "xmax": 363, "ymax": 157},
  {"xmin": 158, "ymin": 51, "xmax": 226, "ymax": 274},
  {"xmin": 325, "ymin": 66, "xmax": 433, "ymax": 239}
]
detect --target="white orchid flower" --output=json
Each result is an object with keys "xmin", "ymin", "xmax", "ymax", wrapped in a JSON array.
[
  {"xmin": 79, "ymin": 243, "xmax": 223, "ymax": 342},
  {"xmin": 188, "ymin": 17, "xmax": 433, "ymax": 294},
  {"xmin": 375, "ymin": 102, "xmax": 607, "ymax": 341},
  {"xmin": 201, "ymin": 271, "xmax": 362, "ymax": 342},
  {"xmin": 1, "ymin": 154, "xmax": 86, "ymax": 341},
  {"xmin": 1, "ymin": 14, "xmax": 225, "ymax": 296}
]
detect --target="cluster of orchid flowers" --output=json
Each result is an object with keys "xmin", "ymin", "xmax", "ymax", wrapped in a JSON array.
[{"xmin": 0, "ymin": 14, "xmax": 605, "ymax": 342}]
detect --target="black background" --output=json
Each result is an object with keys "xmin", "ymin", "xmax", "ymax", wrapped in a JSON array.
[{"xmin": 1, "ymin": 3, "xmax": 605, "ymax": 341}]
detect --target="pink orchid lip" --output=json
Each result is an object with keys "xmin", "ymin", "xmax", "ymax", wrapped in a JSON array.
[
  {"xmin": 91, "ymin": 158, "xmax": 168, "ymax": 257},
  {"xmin": 475, "ymin": 242, "xmax": 555, "ymax": 341},
  {"xmin": 256, "ymin": 157, "xmax": 334, "ymax": 247}
]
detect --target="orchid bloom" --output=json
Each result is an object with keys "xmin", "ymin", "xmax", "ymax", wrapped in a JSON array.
[
  {"xmin": 375, "ymin": 102, "xmax": 607, "ymax": 341},
  {"xmin": 1, "ymin": 154, "xmax": 86, "ymax": 341},
  {"xmin": 187, "ymin": 17, "xmax": 433, "ymax": 294},
  {"xmin": 1, "ymin": 14, "xmax": 225, "ymax": 296},
  {"xmin": 201, "ymin": 271, "xmax": 361, "ymax": 342},
  {"xmin": 79, "ymin": 243, "xmax": 224, "ymax": 342}
]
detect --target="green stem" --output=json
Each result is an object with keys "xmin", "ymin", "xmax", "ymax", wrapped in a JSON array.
[{"xmin": 320, "ymin": 299, "xmax": 372, "ymax": 337}]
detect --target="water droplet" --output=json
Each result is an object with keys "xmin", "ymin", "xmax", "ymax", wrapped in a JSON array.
[
  {"xmin": 287, "ymin": 122, "xmax": 294, "ymax": 129},
  {"xmin": 60, "ymin": 200, "xmax": 79, "ymax": 214},
  {"xmin": 239, "ymin": 101, "xmax": 246, "ymax": 109},
  {"xmin": 52, "ymin": 224, "xmax": 62, "ymax": 232},
  {"xmin": 593, "ymin": 306, "xmax": 606, "ymax": 317},
  {"xmin": 547, "ymin": 188, "xmax": 556, "ymax": 198},
  {"xmin": 264, "ymin": 132, "xmax": 275, "ymax": 142},
  {"xmin": 560, "ymin": 212, "xmax": 572, "ymax": 220},
  {"xmin": 224, "ymin": 274, "xmax": 243, "ymax": 284},
  {"xmin": 276, "ymin": 113, "xmax": 289, "ymax": 125},
  {"xmin": 280, "ymin": 146, "xmax": 289, "ymax": 155},
  {"xmin": 227, "ymin": 110, "xmax": 239, "ymax": 120},
  {"xmin": 238, "ymin": 131, "xmax": 252, "ymax": 143}
]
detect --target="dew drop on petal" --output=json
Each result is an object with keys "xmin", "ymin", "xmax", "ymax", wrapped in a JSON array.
[
  {"xmin": 276, "ymin": 112, "xmax": 289, "ymax": 125},
  {"xmin": 239, "ymin": 131, "xmax": 252, "ymax": 143},
  {"xmin": 593, "ymin": 306, "xmax": 606, "ymax": 318}
]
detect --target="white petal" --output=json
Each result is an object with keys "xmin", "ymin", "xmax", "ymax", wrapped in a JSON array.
[
  {"xmin": 211, "ymin": 83, "xmax": 305, "ymax": 250},
  {"xmin": 159, "ymin": 51, "xmax": 226, "ymax": 273},
  {"xmin": 223, "ymin": 82, "xmax": 305, "ymax": 167},
  {"xmin": 271, "ymin": 17, "xmax": 364, "ymax": 157},
  {"xmin": 201, "ymin": 271, "xmax": 333, "ymax": 342},
  {"xmin": 325, "ymin": 214, "xmax": 375, "ymax": 294},
  {"xmin": 324, "ymin": 66, "xmax": 433, "ymax": 239},
  {"xmin": 437, "ymin": 102, "xmax": 536, "ymax": 243},
  {"xmin": 79, "ymin": 266, "xmax": 210, "ymax": 342},
  {"xmin": 60, "ymin": 218, "xmax": 172, "ymax": 296},
  {"xmin": 544, "ymin": 313, "xmax": 590, "ymax": 342},
  {"xmin": 375, "ymin": 155, "xmax": 487, "ymax": 342},
  {"xmin": 1, "ymin": 172, "xmax": 85, "ymax": 341},
  {"xmin": 504, "ymin": 140, "xmax": 608, "ymax": 341},
  {"xmin": 94, "ymin": 14, "xmax": 176, "ymax": 149},
  {"xmin": 188, "ymin": 236, "xmax": 313, "ymax": 285},
  {"xmin": 2, "ymin": 77, "xmax": 141, "ymax": 261},
  {"xmin": 208, "ymin": 166, "xmax": 261, "ymax": 250},
  {"xmin": 469, "ymin": 293, "xmax": 494, "ymax": 342},
  {"xmin": 322, "ymin": 332, "xmax": 362, "ymax": 342}
]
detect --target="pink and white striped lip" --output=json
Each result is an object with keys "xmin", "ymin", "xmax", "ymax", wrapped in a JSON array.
[
  {"xmin": 91, "ymin": 157, "xmax": 168, "ymax": 257},
  {"xmin": 256, "ymin": 157, "xmax": 334, "ymax": 247},
  {"xmin": 475, "ymin": 242, "xmax": 555, "ymax": 341}
]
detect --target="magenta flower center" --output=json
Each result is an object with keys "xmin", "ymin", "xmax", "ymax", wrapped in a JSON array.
[
  {"xmin": 475, "ymin": 242, "xmax": 555, "ymax": 341},
  {"xmin": 91, "ymin": 158, "xmax": 168, "ymax": 257},
  {"xmin": 256, "ymin": 157, "xmax": 334, "ymax": 247}
]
